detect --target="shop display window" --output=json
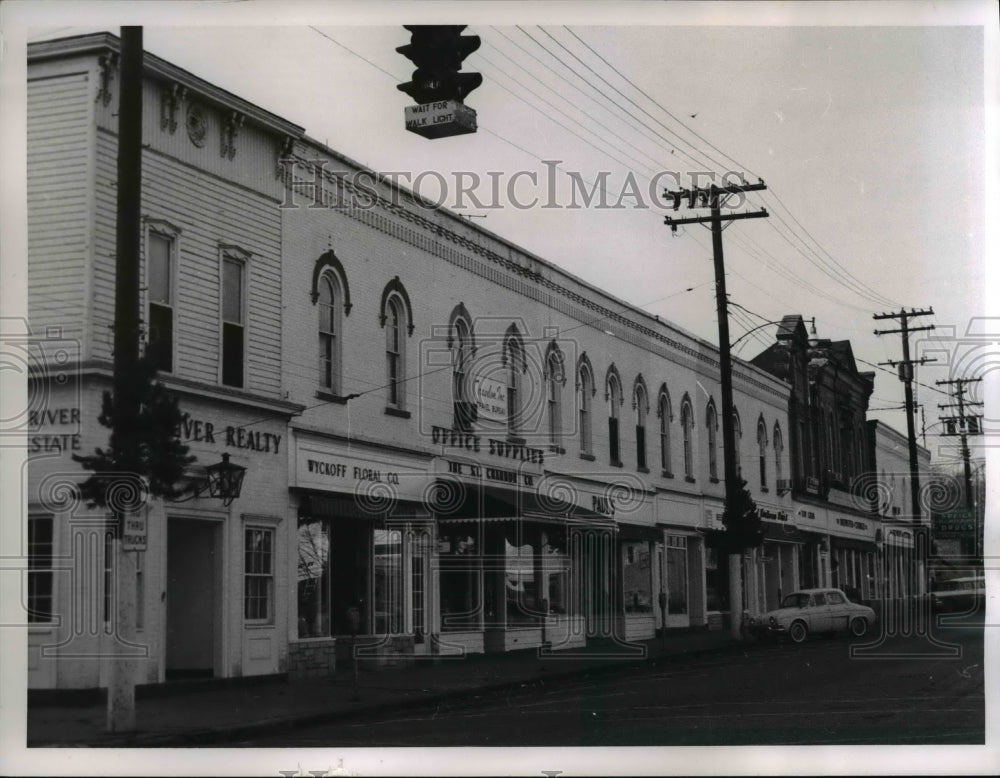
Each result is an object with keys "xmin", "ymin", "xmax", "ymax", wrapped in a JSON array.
[{"xmin": 622, "ymin": 540, "xmax": 653, "ymax": 613}]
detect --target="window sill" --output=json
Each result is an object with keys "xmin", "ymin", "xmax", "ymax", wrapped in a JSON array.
[
  {"xmin": 759, "ymin": 486, "xmax": 769, "ymax": 494},
  {"xmin": 637, "ymin": 466, "xmax": 650, "ymax": 474},
  {"xmin": 579, "ymin": 452, "xmax": 596, "ymax": 462},
  {"xmin": 684, "ymin": 476, "xmax": 696, "ymax": 484},
  {"xmin": 244, "ymin": 621, "xmax": 276, "ymax": 629},
  {"xmin": 384, "ymin": 406, "xmax": 411, "ymax": 419},
  {"xmin": 610, "ymin": 460, "xmax": 623, "ymax": 468},
  {"xmin": 661, "ymin": 471, "xmax": 674, "ymax": 479},
  {"xmin": 709, "ymin": 476, "xmax": 720, "ymax": 484},
  {"xmin": 548, "ymin": 445, "xmax": 566, "ymax": 454},
  {"xmin": 315, "ymin": 390, "xmax": 350, "ymax": 404}
]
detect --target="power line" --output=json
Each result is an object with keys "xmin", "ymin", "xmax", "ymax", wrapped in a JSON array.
[{"xmin": 563, "ymin": 26, "xmax": 758, "ymax": 178}]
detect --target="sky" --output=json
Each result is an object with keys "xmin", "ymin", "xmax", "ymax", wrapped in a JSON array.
[{"xmin": 5, "ymin": 1, "xmax": 996, "ymax": 471}]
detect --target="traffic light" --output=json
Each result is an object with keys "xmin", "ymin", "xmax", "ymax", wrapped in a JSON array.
[
  {"xmin": 396, "ymin": 25, "xmax": 482, "ymax": 105},
  {"xmin": 396, "ymin": 25, "xmax": 482, "ymax": 139}
]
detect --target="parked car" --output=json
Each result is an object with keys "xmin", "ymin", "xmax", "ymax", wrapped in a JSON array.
[
  {"xmin": 754, "ymin": 588, "xmax": 876, "ymax": 643},
  {"xmin": 930, "ymin": 575, "xmax": 985, "ymax": 613}
]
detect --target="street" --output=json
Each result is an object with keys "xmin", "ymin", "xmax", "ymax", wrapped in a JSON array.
[{"xmin": 244, "ymin": 623, "xmax": 984, "ymax": 747}]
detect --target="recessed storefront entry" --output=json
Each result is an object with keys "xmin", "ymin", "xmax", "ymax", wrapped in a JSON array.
[{"xmin": 166, "ymin": 518, "xmax": 221, "ymax": 680}]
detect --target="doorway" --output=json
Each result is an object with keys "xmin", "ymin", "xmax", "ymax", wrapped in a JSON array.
[{"xmin": 166, "ymin": 518, "xmax": 220, "ymax": 680}]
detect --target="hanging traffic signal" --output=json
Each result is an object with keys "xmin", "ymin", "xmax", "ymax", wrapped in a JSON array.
[{"xmin": 396, "ymin": 25, "xmax": 482, "ymax": 139}]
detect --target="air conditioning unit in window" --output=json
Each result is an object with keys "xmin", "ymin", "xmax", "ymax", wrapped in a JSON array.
[{"xmin": 776, "ymin": 479, "xmax": 792, "ymax": 495}]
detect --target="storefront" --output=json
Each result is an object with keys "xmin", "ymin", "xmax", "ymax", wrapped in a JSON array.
[
  {"xmin": 431, "ymin": 463, "xmax": 618, "ymax": 654},
  {"xmin": 756, "ymin": 505, "xmax": 805, "ymax": 612},
  {"xmin": 828, "ymin": 512, "xmax": 879, "ymax": 603},
  {"xmin": 882, "ymin": 525, "xmax": 916, "ymax": 600},
  {"xmin": 654, "ymin": 493, "xmax": 705, "ymax": 629},
  {"xmin": 289, "ymin": 430, "xmax": 432, "ymax": 672},
  {"xmin": 27, "ymin": 380, "xmax": 295, "ymax": 689}
]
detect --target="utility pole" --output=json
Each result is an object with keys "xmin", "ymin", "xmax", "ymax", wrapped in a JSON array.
[
  {"xmin": 665, "ymin": 180, "xmax": 768, "ymax": 640},
  {"xmin": 108, "ymin": 26, "xmax": 143, "ymax": 733},
  {"xmin": 874, "ymin": 307, "xmax": 934, "ymax": 600},
  {"xmin": 936, "ymin": 377, "xmax": 983, "ymax": 559},
  {"xmin": 873, "ymin": 308, "xmax": 935, "ymax": 525}
]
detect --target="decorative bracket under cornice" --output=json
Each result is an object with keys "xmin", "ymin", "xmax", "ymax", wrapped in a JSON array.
[
  {"xmin": 160, "ymin": 82, "xmax": 187, "ymax": 134},
  {"xmin": 96, "ymin": 52, "xmax": 118, "ymax": 107},
  {"xmin": 221, "ymin": 111, "xmax": 245, "ymax": 160},
  {"xmin": 277, "ymin": 136, "xmax": 296, "ymax": 178}
]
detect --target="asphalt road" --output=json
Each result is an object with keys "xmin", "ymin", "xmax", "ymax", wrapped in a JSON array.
[{"xmin": 245, "ymin": 622, "xmax": 985, "ymax": 747}]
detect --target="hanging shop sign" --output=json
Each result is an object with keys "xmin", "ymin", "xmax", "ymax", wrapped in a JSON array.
[{"xmin": 472, "ymin": 375, "xmax": 507, "ymax": 423}]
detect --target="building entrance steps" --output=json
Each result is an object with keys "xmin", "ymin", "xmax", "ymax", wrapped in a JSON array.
[{"xmin": 27, "ymin": 630, "xmax": 736, "ymax": 747}]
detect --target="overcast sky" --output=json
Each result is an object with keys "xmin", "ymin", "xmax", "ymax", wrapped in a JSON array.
[{"xmin": 7, "ymin": 1, "xmax": 996, "ymax": 469}]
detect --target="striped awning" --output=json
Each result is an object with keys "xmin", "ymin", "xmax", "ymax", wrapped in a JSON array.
[{"xmin": 432, "ymin": 481, "xmax": 616, "ymax": 530}]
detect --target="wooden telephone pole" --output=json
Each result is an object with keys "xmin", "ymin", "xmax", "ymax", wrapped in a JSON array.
[
  {"xmin": 665, "ymin": 180, "xmax": 768, "ymax": 640},
  {"xmin": 107, "ymin": 25, "xmax": 143, "ymax": 733}
]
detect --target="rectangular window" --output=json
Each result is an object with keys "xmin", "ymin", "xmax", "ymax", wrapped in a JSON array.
[
  {"xmin": 439, "ymin": 530, "xmax": 481, "ymax": 631},
  {"xmin": 244, "ymin": 527, "xmax": 273, "ymax": 622},
  {"xmin": 28, "ymin": 515, "xmax": 54, "ymax": 624},
  {"xmin": 221, "ymin": 256, "xmax": 245, "ymax": 388},
  {"xmin": 374, "ymin": 528, "xmax": 403, "ymax": 634},
  {"xmin": 297, "ymin": 518, "xmax": 331, "ymax": 638},
  {"xmin": 147, "ymin": 232, "xmax": 174, "ymax": 372},
  {"xmin": 622, "ymin": 540, "xmax": 652, "ymax": 613}
]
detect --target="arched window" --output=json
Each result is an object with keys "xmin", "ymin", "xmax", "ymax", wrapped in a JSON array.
[
  {"xmin": 633, "ymin": 378, "xmax": 648, "ymax": 471},
  {"xmin": 379, "ymin": 277, "xmax": 413, "ymax": 412},
  {"xmin": 657, "ymin": 386, "xmax": 672, "ymax": 476},
  {"xmin": 318, "ymin": 271, "xmax": 342, "ymax": 393},
  {"xmin": 578, "ymin": 358, "xmax": 594, "ymax": 455},
  {"xmin": 773, "ymin": 422, "xmax": 784, "ymax": 487},
  {"xmin": 757, "ymin": 417, "xmax": 768, "ymax": 491},
  {"xmin": 385, "ymin": 295, "xmax": 405, "ymax": 408},
  {"xmin": 452, "ymin": 316, "xmax": 474, "ymax": 430},
  {"xmin": 706, "ymin": 401, "xmax": 719, "ymax": 481},
  {"xmin": 504, "ymin": 328, "xmax": 525, "ymax": 437},
  {"xmin": 545, "ymin": 344, "xmax": 565, "ymax": 450},
  {"xmin": 607, "ymin": 368, "xmax": 622, "ymax": 465},
  {"xmin": 681, "ymin": 396, "xmax": 694, "ymax": 480}
]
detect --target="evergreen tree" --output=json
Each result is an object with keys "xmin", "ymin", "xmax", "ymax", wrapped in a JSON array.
[{"xmin": 73, "ymin": 348, "xmax": 196, "ymax": 509}]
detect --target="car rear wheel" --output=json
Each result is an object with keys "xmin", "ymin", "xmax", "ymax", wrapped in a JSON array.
[
  {"xmin": 789, "ymin": 620, "xmax": 808, "ymax": 644},
  {"xmin": 850, "ymin": 617, "xmax": 868, "ymax": 637}
]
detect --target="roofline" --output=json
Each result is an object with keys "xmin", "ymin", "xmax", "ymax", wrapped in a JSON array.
[
  {"xmin": 295, "ymin": 133, "xmax": 789, "ymax": 399},
  {"xmin": 28, "ymin": 32, "xmax": 305, "ymax": 140},
  {"xmin": 868, "ymin": 419, "xmax": 931, "ymax": 458}
]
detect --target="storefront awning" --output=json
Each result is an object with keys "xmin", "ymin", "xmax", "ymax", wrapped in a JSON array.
[
  {"xmin": 432, "ymin": 481, "xmax": 616, "ymax": 529},
  {"xmin": 618, "ymin": 523, "xmax": 662, "ymax": 541},
  {"xmin": 297, "ymin": 491, "xmax": 430, "ymax": 523},
  {"xmin": 830, "ymin": 535, "xmax": 878, "ymax": 553},
  {"xmin": 761, "ymin": 522, "xmax": 813, "ymax": 544}
]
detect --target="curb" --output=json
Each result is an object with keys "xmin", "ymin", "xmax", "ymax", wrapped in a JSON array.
[{"xmin": 32, "ymin": 638, "xmax": 743, "ymax": 747}]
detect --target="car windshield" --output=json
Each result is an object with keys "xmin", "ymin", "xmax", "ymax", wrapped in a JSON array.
[{"xmin": 781, "ymin": 593, "xmax": 809, "ymax": 609}]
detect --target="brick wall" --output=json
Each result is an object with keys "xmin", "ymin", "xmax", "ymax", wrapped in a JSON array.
[{"xmin": 287, "ymin": 639, "xmax": 337, "ymax": 678}]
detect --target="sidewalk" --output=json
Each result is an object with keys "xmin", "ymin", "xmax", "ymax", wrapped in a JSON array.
[{"xmin": 28, "ymin": 629, "xmax": 738, "ymax": 747}]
